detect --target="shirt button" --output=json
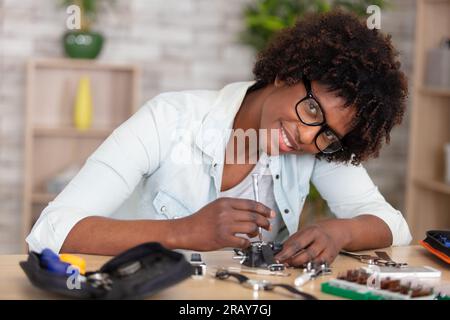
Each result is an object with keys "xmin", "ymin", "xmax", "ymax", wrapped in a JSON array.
[
  {"xmin": 275, "ymin": 174, "xmax": 280, "ymax": 179},
  {"xmin": 213, "ymin": 163, "xmax": 218, "ymax": 168},
  {"xmin": 160, "ymin": 206, "xmax": 167, "ymax": 213},
  {"xmin": 284, "ymin": 209, "xmax": 290, "ymax": 214}
]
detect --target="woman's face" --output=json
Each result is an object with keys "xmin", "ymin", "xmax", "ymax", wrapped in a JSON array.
[{"xmin": 259, "ymin": 79, "xmax": 356, "ymax": 156}]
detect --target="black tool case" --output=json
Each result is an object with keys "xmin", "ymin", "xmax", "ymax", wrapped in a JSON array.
[
  {"xmin": 420, "ymin": 230, "xmax": 450, "ymax": 264},
  {"xmin": 20, "ymin": 242, "xmax": 193, "ymax": 299}
]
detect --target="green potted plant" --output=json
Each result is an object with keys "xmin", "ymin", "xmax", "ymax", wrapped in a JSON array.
[
  {"xmin": 240, "ymin": 0, "xmax": 390, "ymax": 223},
  {"xmin": 241, "ymin": 0, "xmax": 389, "ymax": 52},
  {"xmin": 60, "ymin": 0, "xmax": 113, "ymax": 59}
]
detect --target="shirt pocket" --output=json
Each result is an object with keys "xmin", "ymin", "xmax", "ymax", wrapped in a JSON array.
[{"xmin": 152, "ymin": 190, "xmax": 191, "ymax": 220}]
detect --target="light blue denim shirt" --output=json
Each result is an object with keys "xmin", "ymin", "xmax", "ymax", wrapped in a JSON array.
[{"xmin": 26, "ymin": 81, "xmax": 412, "ymax": 253}]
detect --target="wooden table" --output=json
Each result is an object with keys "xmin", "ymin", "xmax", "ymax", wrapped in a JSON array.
[{"xmin": 0, "ymin": 245, "xmax": 448, "ymax": 299}]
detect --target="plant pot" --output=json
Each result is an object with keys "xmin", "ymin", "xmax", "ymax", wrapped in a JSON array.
[{"xmin": 63, "ymin": 31, "xmax": 104, "ymax": 59}]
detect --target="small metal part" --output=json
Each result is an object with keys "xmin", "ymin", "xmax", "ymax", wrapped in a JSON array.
[
  {"xmin": 190, "ymin": 252, "xmax": 207, "ymax": 278},
  {"xmin": 190, "ymin": 253, "xmax": 202, "ymax": 263},
  {"xmin": 232, "ymin": 255, "xmax": 246, "ymax": 261},
  {"xmin": 87, "ymin": 272, "xmax": 113, "ymax": 290},
  {"xmin": 340, "ymin": 251, "xmax": 380, "ymax": 265},
  {"xmin": 226, "ymin": 266, "xmax": 290, "ymax": 277},
  {"xmin": 242, "ymin": 279, "xmax": 272, "ymax": 291},
  {"xmin": 268, "ymin": 263, "xmax": 285, "ymax": 272},
  {"xmin": 319, "ymin": 262, "xmax": 332, "ymax": 275},
  {"xmin": 375, "ymin": 251, "xmax": 408, "ymax": 268},
  {"xmin": 295, "ymin": 261, "xmax": 332, "ymax": 287},
  {"xmin": 192, "ymin": 264, "xmax": 206, "ymax": 277}
]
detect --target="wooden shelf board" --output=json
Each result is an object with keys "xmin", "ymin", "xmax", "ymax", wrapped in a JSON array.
[
  {"xmin": 419, "ymin": 86, "xmax": 450, "ymax": 97},
  {"xmin": 30, "ymin": 58, "xmax": 138, "ymax": 72},
  {"xmin": 33, "ymin": 127, "xmax": 112, "ymax": 139},
  {"xmin": 414, "ymin": 177, "xmax": 450, "ymax": 195}
]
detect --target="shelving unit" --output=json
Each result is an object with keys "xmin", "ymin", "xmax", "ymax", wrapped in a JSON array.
[
  {"xmin": 22, "ymin": 58, "xmax": 140, "ymax": 249},
  {"xmin": 405, "ymin": 0, "xmax": 450, "ymax": 242}
]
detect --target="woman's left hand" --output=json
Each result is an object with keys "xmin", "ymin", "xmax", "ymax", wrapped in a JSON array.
[{"xmin": 274, "ymin": 223, "xmax": 348, "ymax": 267}]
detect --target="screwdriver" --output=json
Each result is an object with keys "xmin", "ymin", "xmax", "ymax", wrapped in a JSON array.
[
  {"xmin": 60, "ymin": 254, "xmax": 87, "ymax": 275},
  {"xmin": 39, "ymin": 249, "xmax": 87, "ymax": 276},
  {"xmin": 40, "ymin": 249, "xmax": 71, "ymax": 275},
  {"xmin": 252, "ymin": 173, "xmax": 263, "ymax": 242}
]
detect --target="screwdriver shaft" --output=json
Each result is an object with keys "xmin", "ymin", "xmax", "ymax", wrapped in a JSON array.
[{"xmin": 252, "ymin": 173, "xmax": 262, "ymax": 242}]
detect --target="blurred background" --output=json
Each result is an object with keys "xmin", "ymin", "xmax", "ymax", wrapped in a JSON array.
[{"xmin": 0, "ymin": 0, "xmax": 448, "ymax": 253}]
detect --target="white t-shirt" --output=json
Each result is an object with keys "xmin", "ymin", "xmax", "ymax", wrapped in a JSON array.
[{"xmin": 219, "ymin": 153, "xmax": 285, "ymax": 242}]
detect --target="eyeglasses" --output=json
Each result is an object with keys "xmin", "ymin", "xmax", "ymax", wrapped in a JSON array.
[{"xmin": 294, "ymin": 77, "xmax": 344, "ymax": 154}]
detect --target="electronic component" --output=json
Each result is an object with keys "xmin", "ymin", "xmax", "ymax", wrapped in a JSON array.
[
  {"xmin": 362, "ymin": 264, "xmax": 441, "ymax": 279},
  {"xmin": 233, "ymin": 241, "xmax": 284, "ymax": 271},
  {"xmin": 190, "ymin": 253, "xmax": 206, "ymax": 278},
  {"xmin": 294, "ymin": 261, "xmax": 332, "ymax": 287},
  {"xmin": 321, "ymin": 269, "xmax": 446, "ymax": 300}
]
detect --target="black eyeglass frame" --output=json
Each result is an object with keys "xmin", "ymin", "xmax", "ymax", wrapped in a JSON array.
[{"xmin": 294, "ymin": 77, "xmax": 344, "ymax": 154}]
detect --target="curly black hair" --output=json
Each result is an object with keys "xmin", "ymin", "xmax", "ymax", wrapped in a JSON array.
[{"xmin": 252, "ymin": 10, "xmax": 408, "ymax": 165}]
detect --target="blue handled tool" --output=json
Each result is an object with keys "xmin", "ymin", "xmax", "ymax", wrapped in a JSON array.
[{"xmin": 39, "ymin": 249, "xmax": 71, "ymax": 275}]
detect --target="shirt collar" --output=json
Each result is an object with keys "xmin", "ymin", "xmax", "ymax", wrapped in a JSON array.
[{"xmin": 195, "ymin": 81, "xmax": 256, "ymax": 160}]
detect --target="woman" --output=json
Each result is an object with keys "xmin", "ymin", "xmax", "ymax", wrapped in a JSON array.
[{"xmin": 27, "ymin": 11, "xmax": 411, "ymax": 267}]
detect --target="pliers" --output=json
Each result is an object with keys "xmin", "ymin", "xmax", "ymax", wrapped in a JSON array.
[{"xmin": 340, "ymin": 250, "xmax": 407, "ymax": 267}]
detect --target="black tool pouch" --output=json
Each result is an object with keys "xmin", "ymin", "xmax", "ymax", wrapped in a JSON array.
[{"xmin": 20, "ymin": 242, "xmax": 193, "ymax": 299}]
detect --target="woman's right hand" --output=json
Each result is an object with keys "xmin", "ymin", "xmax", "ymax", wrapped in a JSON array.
[{"xmin": 175, "ymin": 197, "xmax": 275, "ymax": 251}]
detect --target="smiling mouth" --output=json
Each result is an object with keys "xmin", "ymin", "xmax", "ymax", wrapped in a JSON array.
[
  {"xmin": 280, "ymin": 126, "xmax": 294, "ymax": 149},
  {"xmin": 280, "ymin": 121, "xmax": 302, "ymax": 150}
]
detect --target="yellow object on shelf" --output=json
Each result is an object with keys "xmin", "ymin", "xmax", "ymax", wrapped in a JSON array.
[
  {"xmin": 73, "ymin": 76, "xmax": 93, "ymax": 131},
  {"xmin": 59, "ymin": 254, "xmax": 86, "ymax": 275}
]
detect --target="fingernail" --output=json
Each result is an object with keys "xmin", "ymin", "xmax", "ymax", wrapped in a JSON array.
[{"xmin": 270, "ymin": 210, "xmax": 276, "ymax": 218}]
